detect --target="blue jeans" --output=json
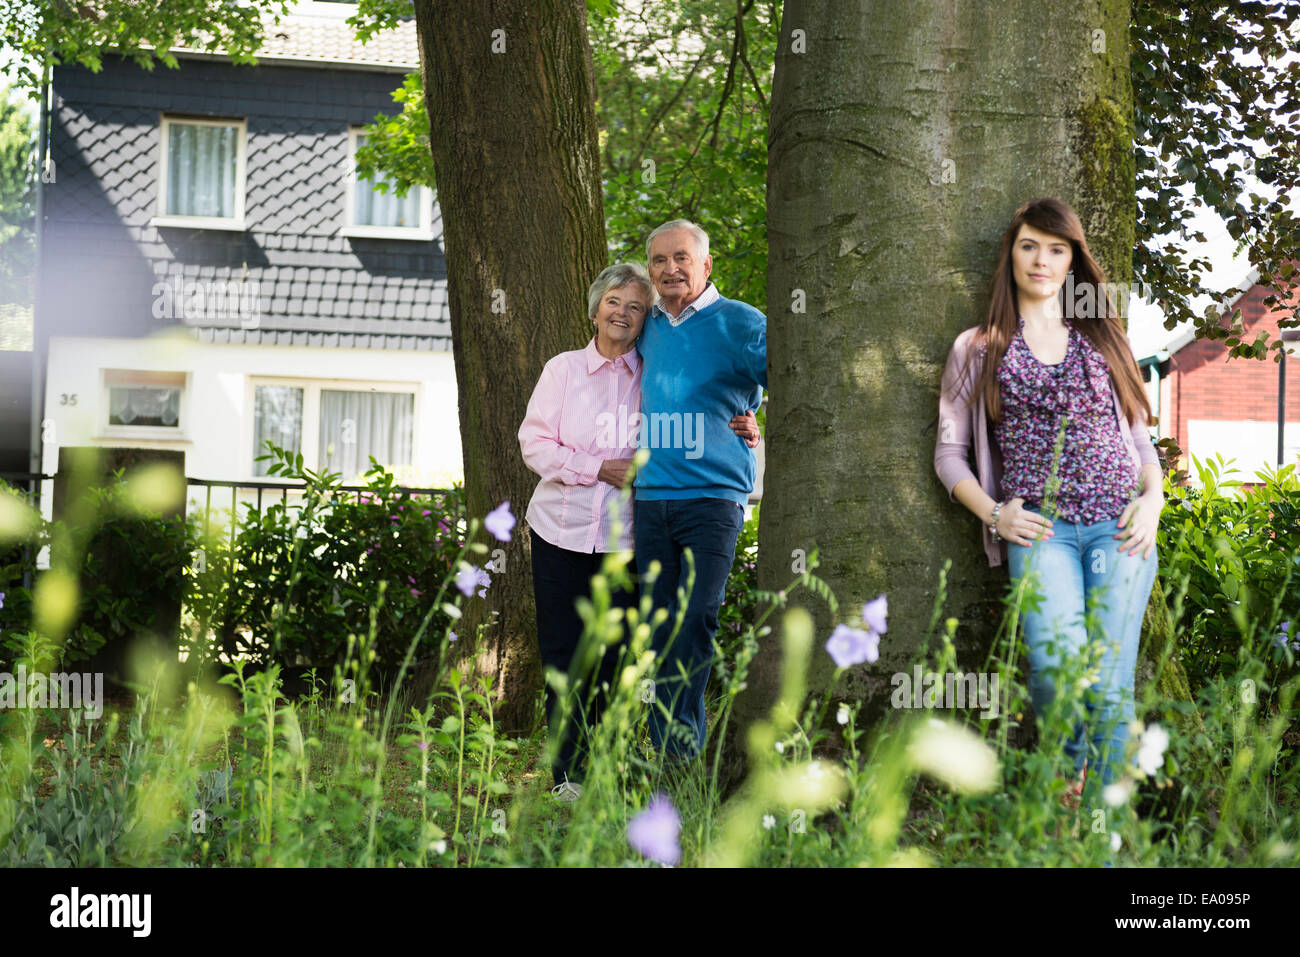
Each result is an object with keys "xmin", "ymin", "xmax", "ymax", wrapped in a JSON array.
[
  {"xmin": 1006, "ymin": 510, "xmax": 1158, "ymax": 792},
  {"xmin": 634, "ymin": 497, "xmax": 745, "ymax": 759}
]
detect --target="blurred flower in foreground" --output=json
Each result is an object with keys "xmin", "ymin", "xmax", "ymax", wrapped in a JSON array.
[
  {"xmin": 456, "ymin": 564, "xmax": 491, "ymax": 598},
  {"xmin": 1135, "ymin": 723, "xmax": 1169, "ymax": 776},
  {"xmin": 1102, "ymin": 778, "xmax": 1135, "ymax": 807},
  {"xmin": 485, "ymin": 501, "xmax": 515, "ymax": 542},
  {"xmin": 1274, "ymin": 621, "xmax": 1300, "ymax": 652},
  {"xmin": 861, "ymin": 594, "xmax": 888, "ymax": 634},
  {"xmin": 627, "ymin": 792, "xmax": 680, "ymax": 866},
  {"xmin": 0, "ymin": 491, "xmax": 39, "ymax": 544},
  {"xmin": 456, "ymin": 565, "xmax": 478, "ymax": 597},
  {"xmin": 907, "ymin": 718, "xmax": 999, "ymax": 794},
  {"xmin": 124, "ymin": 462, "xmax": 185, "ymax": 514},
  {"xmin": 825, "ymin": 624, "xmax": 879, "ymax": 668}
]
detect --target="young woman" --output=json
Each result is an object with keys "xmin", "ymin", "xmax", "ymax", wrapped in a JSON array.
[
  {"xmin": 934, "ymin": 197, "xmax": 1162, "ymax": 798},
  {"xmin": 519, "ymin": 262, "xmax": 758, "ymax": 800}
]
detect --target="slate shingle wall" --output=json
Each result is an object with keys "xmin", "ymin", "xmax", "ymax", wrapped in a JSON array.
[{"xmin": 42, "ymin": 54, "xmax": 449, "ymax": 350}]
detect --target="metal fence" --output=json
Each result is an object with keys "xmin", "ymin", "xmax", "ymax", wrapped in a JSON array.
[
  {"xmin": 184, "ymin": 476, "xmax": 459, "ymax": 547},
  {"xmin": 0, "ymin": 470, "xmax": 459, "ymax": 580}
]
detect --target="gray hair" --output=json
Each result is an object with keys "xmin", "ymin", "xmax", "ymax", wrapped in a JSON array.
[
  {"xmin": 644, "ymin": 219, "xmax": 710, "ymax": 263},
  {"xmin": 587, "ymin": 262, "xmax": 656, "ymax": 320}
]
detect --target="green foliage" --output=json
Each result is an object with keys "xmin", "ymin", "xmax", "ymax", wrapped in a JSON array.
[
  {"xmin": 0, "ymin": 0, "xmax": 297, "ymax": 95},
  {"xmin": 352, "ymin": 71, "xmax": 433, "ymax": 199},
  {"xmin": 1157, "ymin": 454, "xmax": 1300, "ymax": 696},
  {"xmin": 1, "ymin": 519, "xmax": 1296, "ymax": 867},
  {"xmin": 0, "ymin": 475, "xmax": 189, "ymax": 669},
  {"xmin": 716, "ymin": 503, "xmax": 759, "ymax": 657},
  {"xmin": 188, "ymin": 445, "xmax": 466, "ymax": 689},
  {"xmin": 1132, "ymin": 1, "xmax": 1300, "ymax": 349},
  {"xmin": 5, "ymin": 540, "xmax": 1289, "ymax": 868},
  {"xmin": 0, "ymin": 84, "xmax": 34, "ymax": 307},
  {"xmin": 345, "ymin": 0, "xmax": 777, "ymax": 309},
  {"xmin": 589, "ymin": 0, "xmax": 778, "ymax": 310}
]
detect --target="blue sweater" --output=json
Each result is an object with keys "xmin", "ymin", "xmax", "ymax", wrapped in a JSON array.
[{"xmin": 633, "ymin": 295, "xmax": 767, "ymax": 504}]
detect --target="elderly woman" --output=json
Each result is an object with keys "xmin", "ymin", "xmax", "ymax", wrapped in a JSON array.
[{"xmin": 519, "ymin": 261, "xmax": 757, "ymax": 800}]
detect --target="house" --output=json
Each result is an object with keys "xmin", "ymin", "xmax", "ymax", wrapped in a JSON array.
[
  {"xmin": 31, "ymin": 0, "xmax": 462, "ymax": 516},
  {"xmin": 1139, "ymin": 267, "xmax": 1300, "ymax": 480}
]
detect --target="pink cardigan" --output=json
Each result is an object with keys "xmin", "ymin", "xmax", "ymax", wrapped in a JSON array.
[{"xmin": 934, "ymin": 326, "xmax": 1160, "ymax": 567}]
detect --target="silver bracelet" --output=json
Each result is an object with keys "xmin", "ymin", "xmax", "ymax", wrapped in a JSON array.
[{"xmin": 989, "ymin": 501, "xmax": 1004, "ymax": 543}]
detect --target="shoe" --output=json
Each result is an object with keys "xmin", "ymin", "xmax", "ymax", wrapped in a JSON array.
[
  {"xmin": 1059, "ymin": 762, "xmax": 1088, "ymax": 811},
  {"xmin": 1049, "ymin": 764, "xmax": 1088, "ymax": 838},
  {"xmin": 551, "ymin": 773, "xmax": 582, "ymax": 802}
]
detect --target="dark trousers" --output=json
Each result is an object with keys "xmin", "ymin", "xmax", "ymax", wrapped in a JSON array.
[
  {"xmin": 633, "ymin": 497, "xmax": 745, "ymax": 759},
  {"xmin": 530, "ymin": 528, "xmax": 638, "ymax": 784}
]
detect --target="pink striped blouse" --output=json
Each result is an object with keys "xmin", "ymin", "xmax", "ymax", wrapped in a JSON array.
[{"xmin": 518, "ymin": 337, "xmax": 641, "ymax": 553}]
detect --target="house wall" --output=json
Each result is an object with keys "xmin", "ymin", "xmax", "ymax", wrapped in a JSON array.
[
  {"xmin": 44, "ymin": 334, "xmax": 464, "ymax": 487},
  {"xmin": 1168, "ymin": 281, "xmax": 1300, "ymax": 479},
  {"xmin": 43, "ymin": 55, "xmax": 449, "ymax": 349},
  {"xmin": 33, "ymin": 51, "xmax": 459, "ymax": 525}
]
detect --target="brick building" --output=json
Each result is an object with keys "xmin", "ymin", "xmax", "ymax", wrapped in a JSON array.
[{"xmin": 1141, "ymin": 268, "xmax": 1300, "ymax": 479}]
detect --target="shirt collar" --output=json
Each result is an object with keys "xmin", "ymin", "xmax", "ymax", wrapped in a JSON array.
[
  {"xmin": 652, "ymin": 281, "xmax": 720, "ymax": 324},
  {"xmin": 585, "ymin": 336, "xmax": 640, "ymax": 374}
]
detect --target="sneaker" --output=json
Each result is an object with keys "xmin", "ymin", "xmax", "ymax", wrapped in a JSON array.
[{"xmin": 551, "ymin": 774, "xmax": 582, "ymax": 802}]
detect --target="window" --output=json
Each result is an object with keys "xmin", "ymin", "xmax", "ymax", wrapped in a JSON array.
[
  {"xmin": 342, "ymin": 129, "xmax": 433, "ymax": 239},
  {"xmin": 252, "ymin": 385, "xmax": 304, "ymax": 476},
  {"xmin": 103, "ymin": 370, "xmax": 187, "ymax": 437},
  {"xmin": 251, "ymin": 379, "xmax": 417, "ymax": 480},
  {"xmin": 319, "ymin": 389, "xmax": 414, "ymax": 478},
  {"xmin": 153, "ymin": 116, "xmax": 247, "ymax": 230}
]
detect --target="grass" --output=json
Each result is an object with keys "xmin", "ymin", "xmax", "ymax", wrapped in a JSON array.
[
  {"xmin": 2, "ymin": 549, "xmax": 1295, "ymax": 868},
  {"xmin": 1, "ymin": 455, "xmax": 1297, "ymax": 868}
]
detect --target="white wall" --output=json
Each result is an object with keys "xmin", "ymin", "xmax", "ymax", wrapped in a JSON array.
[
  {"xmin": 1186, "ymin": 419, "xmax": 1300, "ymax": 483},
  {"xmin": 43, "ymin": 333, "xmax": 464, "ymax": 487}
]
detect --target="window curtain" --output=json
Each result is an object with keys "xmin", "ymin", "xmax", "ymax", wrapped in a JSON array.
[
  {"xmin": 318, "ymin": 390, "xmax": 413, "ymax": 480},
  {"xmin": 109, "ymin": 387, "xmax": 180, "ymax": 427},
  {"xmin": 353, "ymin": 134, "xmax": 421, "ymax": 228},
  {"xmin": 168, "ymin": 123, "xmax": 237, "ymax": 218},
  {"xmin": 253, "ymin": 386, "xmax": 303, "ymax": 475}
]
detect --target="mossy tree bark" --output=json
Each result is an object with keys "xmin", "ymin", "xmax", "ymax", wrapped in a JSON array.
[
  {"xmin": 412, "ymin": 0, "xmax": 607, "ymax": 730},
  {"xmin": 737, "ymin": 0, "xmax": 1150, "ymax": 731}
]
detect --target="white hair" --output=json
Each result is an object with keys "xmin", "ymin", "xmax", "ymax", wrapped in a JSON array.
[
  {"xmin": 644, "ymin": 219, "xmax": 710, "ymax": 263},
  {"xmin": 587, "ymin": 262, "xmax": 655, "ymax": 320}
]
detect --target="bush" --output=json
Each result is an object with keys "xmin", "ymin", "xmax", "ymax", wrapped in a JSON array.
[
  {"xmin": 187, "ymin": 448, "xmax": 465, "ymax": 690},
  {"xmin": 0, "ymin": 476, "xmax": 189, "ymax": 671},
  {"xmin": 1158, "ymin": 455, "xmax": 1300, "ymax": 698}
]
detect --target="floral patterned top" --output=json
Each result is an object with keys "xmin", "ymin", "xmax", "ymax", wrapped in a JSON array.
[{"xmin": 994, "ymin": 320, "xmax": 1140, "ymax": 524}]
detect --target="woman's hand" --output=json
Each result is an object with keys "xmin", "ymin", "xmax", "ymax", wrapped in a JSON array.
[
  {"xmin": 730, "ymin": 410, "xmax": 760, "ymax": 448},
  {"xmin": 1115, "ymin": 490, "xmax": 1161, "ymax": 559},
  {"xmin": 997, "ymin": 497, "xmax": 1054, "ymax": 547},
  {"xmin": 597, "ymin": 458, "xmax": 635, "ymax": 489}
]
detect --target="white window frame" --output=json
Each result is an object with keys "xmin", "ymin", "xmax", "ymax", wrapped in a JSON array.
[
  {"xmin": 151, "ymin": 115, "xmax": 247, "ymax": 231},
  {"xmin": 341, "ymin": 127, "xmax": 434, "ymax": 240},
  {"xmin": 98, "ymin": 370, "xmax": 191, "ymax": 442},
  {"xmin": 247, "ymin": 376, "xmax": 421, "ymax": 481}
]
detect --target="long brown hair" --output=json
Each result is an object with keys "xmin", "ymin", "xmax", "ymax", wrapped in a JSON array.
[{"xmin": 966, "ymin": 197, "xmax": 1151, "ymax": 424}]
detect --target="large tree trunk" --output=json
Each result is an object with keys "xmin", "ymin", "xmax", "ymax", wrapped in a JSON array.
[
  {"xmin": 736, "ymin": 0, "xmax": 1135, "ymax": 731},
  {"xmin": 412, "ymin": 0, "xmax": 607, "ymax": 731}
]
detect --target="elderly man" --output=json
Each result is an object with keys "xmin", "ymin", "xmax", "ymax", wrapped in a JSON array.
[{"xmin": 634, "ymin": 218, "xmax": 766, "ymax": 762}]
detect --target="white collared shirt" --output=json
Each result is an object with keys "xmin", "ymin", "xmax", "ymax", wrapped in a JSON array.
[{"xmin": 653, "ymin": 281, "xmax": 721, "ymax": 326}]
